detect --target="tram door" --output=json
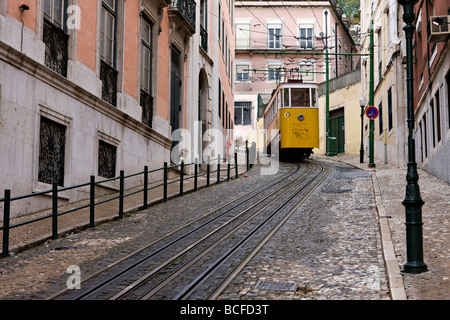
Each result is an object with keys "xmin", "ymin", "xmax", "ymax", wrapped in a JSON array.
[{"xmin": 330, "ymin": 108, "xmax": 345, "ymax": 154}]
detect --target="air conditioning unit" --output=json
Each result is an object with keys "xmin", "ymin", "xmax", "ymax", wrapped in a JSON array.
[{"xmin": 428, "ymin": 15, "xmax": 450, "ymax": 43}]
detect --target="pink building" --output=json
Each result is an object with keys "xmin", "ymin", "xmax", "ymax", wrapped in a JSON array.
[
  {"xmin": 413, "ymin": 0, "xmax": 450, "ymax": 182},
  {"xmin": 0, "ymin": 0, "xmax": 234, "ymax": 218},
  {"xmin": 234, "ymin": 1, "xmax": 358, "ymax": 146}
]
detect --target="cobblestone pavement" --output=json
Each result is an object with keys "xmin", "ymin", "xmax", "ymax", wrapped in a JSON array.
[
  {"xmin": 327, "ymin": 155, "xmax": 449, "ymax": 301},
  {"xmin": 0, "ymin": 155, "xmax": 448, "ymax": 301},
  {"xmin": 219, "ymin": 157, "xmax": 390, "ymax": 300}
]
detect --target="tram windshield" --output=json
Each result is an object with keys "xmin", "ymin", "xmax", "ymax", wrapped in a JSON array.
[
  {"xmin": 283, "ymin": 87, "xmax": 317, "ymax": 107},
  {"xmin": 291, "ymin": 88, "xmax": 310, "ymax": 107}
]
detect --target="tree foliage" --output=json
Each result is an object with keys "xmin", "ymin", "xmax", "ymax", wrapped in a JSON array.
[{"xmin": 339, "ymin": 0, "xmax": 360, "ymax": 17}]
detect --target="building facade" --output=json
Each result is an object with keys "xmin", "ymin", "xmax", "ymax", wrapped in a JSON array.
[
  {"xmin": 360, "ymin": 0, "xmax": 410, "ymax": 167},
  {"xmin": 413, "ymin": 0, "xmax": 450, "ymax": 183},
  {"xmin": 0, "ymin": 0, "xmax": 234, "ymax": 218},
  {"xmin": 360, "ymin": 0, "xmax": 449, "ymax": 182},
  {"xmin": 234, "ymin": 0, "xmax": 357, "ymax": 153}
]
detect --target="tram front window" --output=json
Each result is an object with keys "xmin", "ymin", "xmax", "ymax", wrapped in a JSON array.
[
  {"xmin": 291, "ymin": 88, "xmax": 310, "ymax": 107},
  {"xmin": 283, "ymin": 88, "xmax": 290, "ymax": 107}
]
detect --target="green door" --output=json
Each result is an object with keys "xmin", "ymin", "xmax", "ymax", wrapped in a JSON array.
[{"xmin": 330, "ymin": 109, "xmax": 345, "ymax": 154}]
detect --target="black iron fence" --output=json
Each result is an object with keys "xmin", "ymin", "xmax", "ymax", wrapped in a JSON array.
[
  {"xmin": 0, "ymin": 150, "xmax": 255, "ymax": 258},
  {"xmin": 171, "ymin": 0, "xmax": 196, "ymax": 32}
]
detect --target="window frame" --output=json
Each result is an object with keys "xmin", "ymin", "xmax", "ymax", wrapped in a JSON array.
[
  {"xmin": 44, "ymin": 0, "xmax": 67, "ymax": 30},
  {"xmin": 299, "ymin": 24, "xmax": 313, "ymax": 50},
  {"xmin": 100, "ymin": 0, "xmax": 117, "ymax": 68},
  {"xmin": 268, "ymin": 24, "xmax": 282, "ymax": 49},
  {"xmin": 140, "ymin": 16, "xmax": 153, "ymax": 96},
  {"xmin": 235, "ymin": 101, "xmax": 252, "ymax": 126}
]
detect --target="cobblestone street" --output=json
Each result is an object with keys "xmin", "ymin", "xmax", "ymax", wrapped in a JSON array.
[
  {"xmin": 219, "ymin": 158, "xmax": 390, "ymax": 300},
  {"xmin": 0, "ymin": 155, "xmax": 448, "ymax": 302}
]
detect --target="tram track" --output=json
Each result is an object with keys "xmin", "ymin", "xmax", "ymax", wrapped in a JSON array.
[
  {"xmin": 49, "ymin": 160, "xmax": 330, "ymax": 300},
  {"xmin": 48, "ymin": 161, "xmax": 300, "ymax": 300},
  {"xmin": 174, "ymin": 160, "xmax": 331, "ymax": 300}
]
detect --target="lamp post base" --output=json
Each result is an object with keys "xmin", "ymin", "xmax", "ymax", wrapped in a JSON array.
[{"xmin": 403, "ymin": 262, "xmax": 428, "ymax": 274}]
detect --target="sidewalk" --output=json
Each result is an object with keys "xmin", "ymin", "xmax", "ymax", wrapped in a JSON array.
[
  {"xmin": 319, "ymin": 154, "xmax": 450, "ymax": 300},
  {"xmin": 1, "ymin": 157, "xmax": 249, "ymax": 257}
]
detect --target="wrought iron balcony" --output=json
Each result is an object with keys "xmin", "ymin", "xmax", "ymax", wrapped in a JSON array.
[
  {"xmin": 140, "ymin": 90, "xmax": 153, "ymax": 128},
  {"xmin": 100, "ymin": 60, "xmax": 118, "ymax": 107},
  {"xmin": 168, "ymin": 0, "xmax": 196, "ymax": 36},
  {"xmin": 43, "ymin": 19, "xmax": 69, "ymax": 77}
]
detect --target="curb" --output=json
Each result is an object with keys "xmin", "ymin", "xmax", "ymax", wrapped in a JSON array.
[{"xmin": 371, "ymin": 172, "xmax": 408, "ymax": 300}]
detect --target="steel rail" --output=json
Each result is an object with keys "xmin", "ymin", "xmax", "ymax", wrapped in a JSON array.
[
  {"xmin": 175, "ymin": 161, "xmax": 330, "ymax": 300},
  {"xmin": 111, "ymin": 162, "xmax": 317, "ymax": 300},
  {"xmin": 207, "ymin": 160, "xmax": 332, "ymax": 300},
  {"xmin": 110, "ymin": 162, "xmax": 311, "ymax": 300},
  {"xmin": 47, "ymin": 162, "xmax": 298, "ymax": 300}
]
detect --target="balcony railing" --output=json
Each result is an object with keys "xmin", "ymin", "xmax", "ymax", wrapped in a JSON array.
[
  {"xmin": 169, "ymin": 0, "xmax": 196, "ymax": 36},
  {"xmin": 100, "ymin": 60, "xmax": 118, "ymax": 107},
  {"xmin": 140, "ymin": 90, "xmax": 153, "ymax": 128},
  {"xmin": 43, "ymin": 19, "xmax": 69, "ymax": 77}
]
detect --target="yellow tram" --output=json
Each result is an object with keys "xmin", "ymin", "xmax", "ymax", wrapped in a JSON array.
[{"xmin": 263, "ymin": 80, "xmax": 319, "ymax": 160}]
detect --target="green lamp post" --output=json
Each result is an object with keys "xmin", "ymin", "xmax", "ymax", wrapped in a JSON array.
[{"xmin": 398, "ymin": 0, "xmax": 427, "ymax": 274}]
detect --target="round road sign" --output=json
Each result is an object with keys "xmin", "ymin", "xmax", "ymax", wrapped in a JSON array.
[{"xmin": 366, "ymin": 106, "xmax": 379, "ymax": 120}]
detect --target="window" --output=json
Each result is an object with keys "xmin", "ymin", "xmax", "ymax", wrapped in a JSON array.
[
  {"xmin": 44, "ymin": 0, "xmax": 65, "ymax": 29},
  {"xmin": 268, "ymin": 64, "xmax": 281, "ymax": 81},
  {"xmin": 435, "ymin": 90, "xmax": 441, "ymax": 143},
  {"xmin": 236, "ymin": 64, "xmax": 250, "ymax": 81},
  {"xmin": 378, "ymin": 102, "xmax": 383, "ymax": 135},
  {"xmin": 222, "ymin": 91, "xmax": 225, "ymax": 126},
  {"xmin": 299, "ymin": 60, "xmax": 314, "ymax": 82},
  {"xmin": 291, "ymin": 88, "xmax": 310, "ymax": 107},
  {"xmin": 235, "ymin": 102, "xmax": 252, "ymax": 125},
  {"xmin": 378, "ymin": 61, "xmax": 383, "ymax": 83},
  {"xmin": 100, "ymin": 0, "xmax": 118, "ymax": 106},
  {"xmin": 98, "ymin": 140, "xmax": 117, "ymax": 179},
  {"xmin": 219, "ymin": 79, "xmax": 222, "ymax": 118},
  {"xmin": 236, "ymin": 23, "xmax": 250, "ymax": 49},
  {"xmin": 140, "ymin": 17, "xmax": 154, "ymax": 128},
  {"xmin": 43, "ymin": 0, "xmax": 69, "ymax": 77},
  {"xmin": 387, "ymin": 88, "xmax": 393, "ymax": 131},
  {"xmin": 141, "ymin": 18, "xmax": 153, "ymax": 95},
  {"xmin": 419, "ymin": 121, "xmax": 424, "ymax": 163},
  {"xmin": 281, "ymin": 88, "xmax": 288, "ymax": 107},
  {"xmin": 422, "ymin": 113, "xmax": 428, "ymax": 158},
  {"xmin": 200, "ymin": 0, "xmax": 208, "ymax": 51},
  {"xmin": 268, "ymin": 23, "xmax": 281, "ymax": 49},
  {"xmin": 431, "ymin": 99, "xmax": 436, "ymax": 148},
  {"xmin": 100, "ymin": 0, "xmax": 116, "ymax": 67},
  {"xmin": 38, "ymin": 117, "xmax": 66, "ymax": 187},
  {"xmin": 299, "ymin": 25, "xmax": 313, "ymax": 49}
]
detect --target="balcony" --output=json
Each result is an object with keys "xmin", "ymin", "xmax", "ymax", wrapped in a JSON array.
[
  {"xmin": 168, "ymin": 0, "xmax": 196, "ymax": 37},
  {"xmin": 140, "ymin": 90, "xmax": 153, "ymax": 128},
  {"xmin": 43, "ymin": 19, "xmax": 69, "ymax": 77},
  {"xmin": 100, "ymin": 60, "xmax": 118, "ymax": 107}
]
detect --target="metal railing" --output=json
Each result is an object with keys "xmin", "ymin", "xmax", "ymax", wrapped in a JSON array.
[
  {"xmin": 171, "ymin": 0, "xmax": 196, "ymax": 32},
  {"xmin": 1, "ymin": 151, "xmax": 251, "ymax": 258}
]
